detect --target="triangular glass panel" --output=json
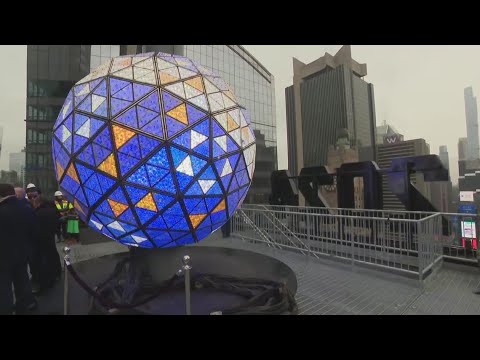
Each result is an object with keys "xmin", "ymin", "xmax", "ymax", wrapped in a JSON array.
[
  {"xmin": 119, "ymin": 136, "xmax": 141, "ymax": 159},
  {"xmin": 183, "ymin": 197, "xmax": 204, "ymax": 214},
  {"xmin": 73, "ymin": 135, "xmax": 89, "ymax": 154},
  {"xmin": 165, "ymin": 115, "xmax": 187, "ymax": 138},
  {"xmin": 145, "ymin": 165, "xmax": 169, "ymax": 187},
  {"xmin": 175, "ymin": 172, "xmax": 193, "ymax": 192},
  {"xmin": 113, "ymin": 83, "xmax": 134, "ymax": 102},
  {"xmin": 170, "ymin": 146, "xmax": 189, "ymax": 168},
  {"xmin": 77, "ymin": 95, "xmax": 92, "ymax": 113},
  {"xmin": 89, "ymin": 214, "xmax": 104, "ymax": 231},
  {"xmin": 84, "ymin": 187, "xmax": 102, "ymax": 207},
  {"xmin": 114, "ymin": 107, "xmax": 138, "ymax": 129},
  {"xmin": 78, "ymin": 144, "xmax": 96, "ymax": 167},
  {"xmin": 188, "ymin": 94, "xmax": 209, "ymax": 112},
  {"xmin": 195, "ymin": 227, "xmax": 212, "ymax": 242},
  {"xmin": 153, "ymin": 174, "xmax": 176, "ymax": 194},
  {"xmin": 74, "ymin": 113, "xmax": 89, "ymax": 133},
  {"xmin": 212, "ymin": 118, "xmax": 226, "ymax": 137},
  {"xmin": 125, "ymin": 185, "xmax": 149, "ymax": 204},
  {"xmin": 210, "ymin": 210, "xmax": 227, "ymax": 227},
  {"xmin": 135, "ymin": 207, "xmax": 157, "ymax": 224},
  {"xmin": 108, "ymin": 187, "xmax": 128, "ymax": 205},
  {"xmin": 75, "ymin": 163, "xmax": 94, "ymax": 183},
  {"xmin": 161, "ymin": 91, "xmax": 183, "ymax": 112},
  {"xmin": 84, "ymin": 172, "xmax": 101, "ymax": 192},
  {"xmin": 221, "ymin": 173, "xmax": 233, "ymax": 191},
  {"xmin": 118, "ymin": 152, "xmax": 142, "ymax": 177},
  {"xmin": 127, "ymin": 165, "xmax": 150, "ymax": 187},
  {"xmin": 96, "ymin": 173, "xmax": 116, "ymax": 194},
  {"xmin": 109, "ymin": 78, "xmax": 131, "ymax": 96},
  {"xmin": 92, "ymin": 126, "xmax": 112, "ymax": 150},
  {"xmin": 74, "ymin": 188, "xmax": 88, "ymax": 208},
  {"xmin": 190, "ymin": 155, "xmax": 207, "ymax": 175},
  {"xmin": 95, "ymin": 210, "xmax": 116, "ymax": 225},
  {"xmin": 92, "ymin": 144, "xmax": 111, "ymax": 166},
  {"xmin": 165, "ymin": 82, "xmax": 185, "ymax": 99},
  {"xmin": 152, "ymin": 192, "xmax": 175, "ymax": 212},
  {"xmin": 175, "ymin": 234, "xmax": 196, "ymax": 246},
  {"xmin": 226, "ymin": 135, "xmax": 239, "ymax": 153},
  {"xmin": 138, "ymin": 91, "xmax": 160, "ymax": 112},
  {"xmin": 111, "ymin": 98, "xmax": 133, "ymax": 117},
  {"xmin": 138, "ymin": 134, "xmax": 161, "ymax": 158},
  {"xmin": 92, "ymin": 79, "xmax": 107, "ymax": 97},
  {"xmin": 93, "ymin": 100, "xmax": 108, "ymax": 117},
  {"xmin": 148, "ymin": 216, "xmax": 168, "ymax": 230},
  {"xmin": 185, "ymin": 182, "xmax": 203, "ymax": 196},
  {"xmin": 170, "ymin": 216, "xmax": 190, "ymax": 231},
  {"xmin": 212, "ymin": 139, "xmax": 226, "ymax": 158},
  {"xmin": 133, "ymin": 83, "xmax": 154, "ymax": 101},
  {"xmin": 172, "ymin": 129, "xmax": 191, "ymax": 150},
  {"xmin": 136, "ymin": 106, "xmax": 158, "ymax": 128},
  {"xmin": 205, "ymin": 197, "xmax": 223, "ymax": 213},
  {"xmin": 191, "ymin": 200, "xmax": 207, "ymax": 215},
  {"xmin": 147, "ymin": 147, "xmax": 170, "ymax": 169},
  {"xmin": 142, "ymin": 118, "xmax": 165, "ymax": 142},
  {"xmin": 186, "ymin": 104, "xmax": 207, "ymax": 125}
]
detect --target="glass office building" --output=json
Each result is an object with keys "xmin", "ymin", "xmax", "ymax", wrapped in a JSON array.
[{"xmin": 26, "ymin": 45, "xmax": 277, "ymax": 202}]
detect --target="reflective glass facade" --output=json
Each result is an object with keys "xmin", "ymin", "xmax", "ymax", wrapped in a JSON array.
[{"xmin": 184, "ymin": 45, "xmax": 277, "ymax": 203}]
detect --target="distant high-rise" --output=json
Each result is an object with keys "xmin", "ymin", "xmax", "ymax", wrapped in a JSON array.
[
  {"xmin": 9, "ymin": 149, "xmax": 26, "ymax": 187},
  {"xmin": 464, "ymin": 87, "xmax": 480, "ymax": 160},
  {"xmin": 0, "ymin": 126, "xmax": 3, "ymax": 162},
  {"xmin": 285, "ymin": 45, "xmax": 377, "ymax": 178},
  {"xmin": 439, "ymin": 145, "xmax": 449, "ymax": 171},
  {"xmin": 458, "ymin": 137, "xmax": 468, "ymax": 161}
]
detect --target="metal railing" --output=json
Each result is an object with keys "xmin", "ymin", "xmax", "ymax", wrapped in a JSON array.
[{"xmin": 231, "ymin": 205, "xmax": 466, "ymax": 280}]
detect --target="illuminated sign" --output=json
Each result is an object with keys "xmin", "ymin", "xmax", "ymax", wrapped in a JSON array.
[{"xmin": 460, "ymin": 191, "xmax": 475, "ymax": 202}]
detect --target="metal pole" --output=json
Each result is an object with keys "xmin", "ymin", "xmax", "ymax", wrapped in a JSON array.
[
  {"xmin": 182, "ymin": 255, "xmax": 192, "ymax": 315},
  {"xmin": 63, "ymin": 246, "xmax": 71, "ymax": 316}
]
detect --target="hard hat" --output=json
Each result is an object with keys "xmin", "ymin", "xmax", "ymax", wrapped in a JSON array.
[
  {"xmin": 26, "ymin": 183, "xmax": 36, "ymax": 190},
  {"xmin": 54, "ymin": 191, "xmax": 63, "ymax": 197}
]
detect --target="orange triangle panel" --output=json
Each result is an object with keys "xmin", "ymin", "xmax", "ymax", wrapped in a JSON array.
[{"xmin": 98, "ymin": 154, "xmax": 118, "ymax": 178}]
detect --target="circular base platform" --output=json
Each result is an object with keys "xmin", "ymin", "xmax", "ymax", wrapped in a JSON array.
[{"xmin": 67, "ymin": 246, "xmax": 297, "ymax": 315}]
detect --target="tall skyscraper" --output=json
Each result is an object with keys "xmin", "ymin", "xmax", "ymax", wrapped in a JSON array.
[
  {"xmin": 464, "ymin": 87, "xmax": 480, "ymax": 160},
  {"xmin": 439, "ymin": 145, "xmax": 449, "ymax": 171},
  {"xmin": 9, "ymin": 149, "xmax": 26, "ymax": 187},
  {"xmin": 285, "ymin": 45, "xmax": 377, "ymax": 178},
  {"xmin": 0, "ymin": 126, "xmax": 3, "ymax": 163},
  {"xmin": 26, "ymin": 45, "xmax": 276, "ymax": 201}
]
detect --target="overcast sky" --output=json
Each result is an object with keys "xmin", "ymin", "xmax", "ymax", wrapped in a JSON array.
[{"xmin": 1, "ymin": 45, "xmax": 479, "ymax": 184}]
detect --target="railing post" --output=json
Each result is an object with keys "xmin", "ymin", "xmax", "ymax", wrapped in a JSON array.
[
  {"xmin": 63, "ymin": 246, "xmax": 71, "ymax": 316},
  {"xmin": 182, "ymin": 255, "xmax": 192, "ymax": 315}
]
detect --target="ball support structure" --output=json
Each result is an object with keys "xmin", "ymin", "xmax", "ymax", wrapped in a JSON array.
[{"xmin": 52, "ymin": 52, "xmax": 256, "ymax": 249}]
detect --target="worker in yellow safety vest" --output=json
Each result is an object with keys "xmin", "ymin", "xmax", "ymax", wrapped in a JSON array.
[{"xmin": 54, "ymin": 191, "xmax": 72, "ymax": 243}]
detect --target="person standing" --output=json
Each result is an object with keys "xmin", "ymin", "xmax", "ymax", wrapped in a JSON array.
[
  {"xmin": 54, "ymin": 191, "xmax": 70, "ymax": 243},
  {"xmin": 32, "ymin": 195, "xmax": 62, "ymax": 293},
  {"xmin": 0, "ymin": 184, "xmax": 37, "ymax": 314},
  {"xmin": 25, "ymin": 183, "xmax": 40, "ymax": 207}
]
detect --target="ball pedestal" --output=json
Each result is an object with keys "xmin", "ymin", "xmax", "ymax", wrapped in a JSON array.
[{"xmin": 64, "ymin": 245, "xmax": 298, "ymax": 315}]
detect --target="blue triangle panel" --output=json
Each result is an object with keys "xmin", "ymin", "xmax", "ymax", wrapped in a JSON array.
[
  {"xmin": 226, "ymin": 135, "xmax": 239, "ymax": 153},
  {"xmin": 191, "ymin": 200, "xmax": 207, "ymax": 214},
  {"xmin": 176, "ymin": 172, "xmax": 193, "ymax": 192},
  {"xmin": 175, "ymin": 233, "xmax": 196, "ymax": 246},
  {"xmin": 135, "ymin": 207, "xmax": 157, "ymax": 224},
  {"xmin": 147, "ymin": 215, "xmax": 168, "ymax": 230},
  {"xmin": 138, "ymin": 134, "xmax": 161, "ymax": 158},
  {"xmin": 119, "ymin": 136, "xmax": 141, "ymax": 159},
  {"xmin": 185, "ymin": 182, "xmax": 203, "ymax": 196},
  {"xmin": 93, "ymin": 80, "xmax": 107, "ymax": 97},
  {"xmin": 75, "ymin": 163, "xmax": 94, "ymax": 183},
  {"xmin": 78, "ymin": 144, "xmax": 96, "ymax": 167},
  {"xmin": 89, "ymin": 117, "xmax": 106, "ymax": 137},
  {"xmin": 140, "ymin": 116, "xmax": 164, "ymax": 139},
  {"xmin": 92, "ymin": 144, "xmax": 111, "ymax": 166},
  {"xmin": 147, "ymin": 147, "xmax": 170, "ymax": 169},
  {"xmin": 125, "ymin": 185, "xmax": 149, "ymax": 204},
  {"xmin": 212, "ymin": 119, "xmax": 226, "ymax": 137},
  {"xmin": 127, "ymin": 166, "xmax": 150, "ymax": 187},
  {"xmin": 93, "ymin": 100, "xmax": 108, "ymax": 117},
  {"xmin": 61, "ymin": 175, "xmax": 80, "ymax": 196},
  {"xmin": 169, "ymin": 217, "xmax": 190, "ymax": 231},
  {"xmin": 170, "ymin": 146, "xmax": 189, "ymax": 168},
  {"xmin": 171, "ymin": 130, "xmax": 190, "ymax": 150},
  {"xmin": 74, "ymin": 113, "xmax": 89, "ymax": 131},
  {"xmin": 139, "ymin": 91, "xmax": 160, "ymax": 112},
  {"xmin": 133, "ymin": 83, "xmax": 154, "ymax": 101},
  {"xmin": 145, "ymin": 165, "xmax": 169, "ymax": 187},
  {"xmin": 113, "ymin": 84, "xmax": 133, "ymax": 101},
  {"xmin": 74, "ymin": 187, "xmax": 88, "ymax": 207},
  {"xmin": 111, "ymin": 98, "xmax": 133, "ymax": 117},
  {"xmin": 114, "ymin": 107, "xmax": 138, "ymax": 129},
  {"xmin": 183, "ymin": 197, "xmax": 204, "ymax": 213},
  {"xmin": 84, "ymin": 187, "xmax": 103, "ymax": 207},
  {"xmin": 96, "ymin": 173, "xmax": 117, "ymax": 194},
  {"xmin": 221, "ymin": 174, "xmax": 233, "ymax": 192},
  {"xmin": 195, "ymin": 227, "xmax": 212, "ymax": 242},
  {"xmin": 205, "ymin": 197, "xmax": 222, "ymax": 213},
  {"xmin": 161, "ymin": 90, "xmax": 183, "ymax": 112},
  {"xmin": 165, "ymin": 116, "xmax": 187, "ymax": 138},
  {"xmin": 153, "ymin": 173, "xmax": 176, "ymax": 194},
  {"xmin": 109, "ymin": 187, "xmax": 128, "ymax": 204},
  {"xmin": 93, "ymin": 126, "xmax": 113, "ymax": 150},
  {"xmin": 152, "ymin": 193, "xmax": 175, "ymax": 212},
  {"xmin": 84, "ymin": 172, "xmax": 101, "ymax": 192},
  {"xmin": 212, "ymin": 141, "xmax": 226, "ymax": 158},
  {"xmin": 73, "ymin": 134, "xmax": 88, "ymax": 154},
  {"xmin": 77, "ymin": 96, "xmax": 92, "ymax": 113},
  {"xmin": 110, "ymin": 78, "xmax": 131, "ymax": 96},
  {"xmin": 193, "ymin": 118, "xmax": 210, "ymax": 137},
  {"xmin": 118, "ymin": 152, "xmax": 142, "ymax": 177},
  {"xmin": 136, "ymin": 106, "xmax": 159, "ymax": 128},
  {"xmin": 95, "ymin": 200, "xmax": 115, "ymax": 218},
  {"xmin": 210, "ymin": 210, "xmax": 227, "ymax": 226},
  {"xmin": 186, "ymin": 104, "xmax": 207, "ymax": 124}
]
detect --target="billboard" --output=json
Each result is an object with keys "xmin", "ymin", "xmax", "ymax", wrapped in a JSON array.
[
  {"xmin": 383, "ymin": 134, "xmax": 404, "ymax": 145},
  {"xmin": 460, "ymin": 191, "xmax": 475, "ymax": 202}
]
